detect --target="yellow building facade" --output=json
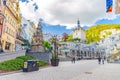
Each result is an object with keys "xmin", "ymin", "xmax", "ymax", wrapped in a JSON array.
[
  {"xmin": 1, "ymin": 0, "xmax": 21, "ymax": 52},
  {"xmin": 0, "ymin": 0, "xmax": 5, "ymax": 51},
  {"xmin": 0, "ymin": 0, "xmax": 5, "ymax": 37}
]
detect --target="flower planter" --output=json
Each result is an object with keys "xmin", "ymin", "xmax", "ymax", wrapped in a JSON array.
[{"xmin": 51, "ymin": 59, "xmax": 59, "ymax": 66}]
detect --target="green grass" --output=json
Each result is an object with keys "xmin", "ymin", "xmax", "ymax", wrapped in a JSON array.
[
  {"xmin": 0, "ymin": 56, "xmax": 48, "ymax": 71},
  {"xmin": 38, "ymin": 60, "xmax": 48, "ymax": 66},
  {"xmin": 16, "ymin": 56, "xmax": 34, "ymax": 60}
]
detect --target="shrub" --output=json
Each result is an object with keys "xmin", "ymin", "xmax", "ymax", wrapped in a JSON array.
[
  {"xmin": 0, "ymin": 59, "xmax": 23, "ymax": 70},
  {"xmin": 0, "ymin": 56, "xmax": 48, "ymax": 71},
  {"xmin": 38, "ymin": 60, "xmax": 48, "ymax": 66},
  {"xmin": 16, "ymin": 56, "xmax": 34, "ymax": 60}
]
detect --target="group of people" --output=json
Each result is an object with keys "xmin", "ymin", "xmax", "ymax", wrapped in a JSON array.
[
  {"xmin": 98, "ymin": 56, "xmax": 106, "ymax": 64},
  {"xmin": 70, "ymin": 56, "xmax": 106, "ymax": 64}
]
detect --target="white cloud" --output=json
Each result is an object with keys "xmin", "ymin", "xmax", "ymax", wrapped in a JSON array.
[{"xmin": 20, "ymin": 0, "xmax": 117, "ymax": 29}]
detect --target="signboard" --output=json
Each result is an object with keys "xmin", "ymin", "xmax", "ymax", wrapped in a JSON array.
[
  {"xmin": 106, "ymin": 0, "xmax": 113, "ymax": 13},
  {"xmin": 22, "ymin": 44, "xmax": 27, "ymax": 46},
  {"xmin": 24, "ymin": 62, "xmax": 28, "ymax": 68}
]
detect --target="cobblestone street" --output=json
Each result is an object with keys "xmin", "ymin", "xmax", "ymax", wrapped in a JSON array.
[{"xmin": 0, "ymin": 60, "xmax": 120, "ymax": 80}]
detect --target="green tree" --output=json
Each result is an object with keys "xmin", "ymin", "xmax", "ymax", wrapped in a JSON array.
[
  {"xmin": 62, "ymin": 33, "xmax": 68, "ymax": 42},
  {"xmin": 73, "ymin": 38, "xmax": 81, "ymax": 42},
  {"xmin": 86, "ymin": 24, "xmax": 120, "ymax": 43},
  {"xmin": 67, "ymin": 34, "xmax": 73, "ymax": 42},
  {"xmin": 44, "ymin": 41, "xmax": 51, "ymax": 49}
]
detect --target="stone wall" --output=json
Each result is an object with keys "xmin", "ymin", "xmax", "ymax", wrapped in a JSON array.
[{"xmin": 26, "ymin": 52, "xmax": 52, "ymax": 63}]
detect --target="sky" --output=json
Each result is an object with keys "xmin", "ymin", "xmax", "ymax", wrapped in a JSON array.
[{"xmin": 19, "ymin": 0, "xmax": 120, "ymax": 35}]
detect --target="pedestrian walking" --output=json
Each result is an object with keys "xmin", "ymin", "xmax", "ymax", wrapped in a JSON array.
[
  {"xmin": 98, "ymin": 56, "xmax": 101, "ymax": 64},
  {"xmin": 71, "ymin": 57, "xmax": 73, "ymax": 63},
  {"xmin": 26, "ymin": 48, "xmax": 30, "ymax": 53},
  {"xmin": 71, "ymin": 57, "xmax": 75, "ymax": 63},
  {"xmin": 104, "ymin": 56, "xmax": 106, "ymax": 61},
  {"xmin": 102, "ymin": 57, "xmax": 104, "ymax": 64},
  {"xmin": 71, "ymin": 50, "xmax": 76, "ymax": 63},
  {"xmin": 73, "ymin": 57, "xmax": 75, "ymax": 63}
]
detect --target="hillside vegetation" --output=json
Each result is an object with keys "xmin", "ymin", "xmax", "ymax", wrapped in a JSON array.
[{"xmin": 86, "ymin": 24, "xmax": 120, "ymax": 43}]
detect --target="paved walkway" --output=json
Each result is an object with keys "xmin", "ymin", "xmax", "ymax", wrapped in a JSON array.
[
  {"xmin": 0, "ymin": 50, "xmax": 25, "ymax": 62},
  {"xmin": 0, "ymin": 60, "xmax": 120, "ymax": 80}
]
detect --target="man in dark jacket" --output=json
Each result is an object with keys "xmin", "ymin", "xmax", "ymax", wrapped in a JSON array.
[
  {"xmin": 98, "ymin": 56, "xmax": 101, "ymax": 64},
  {"xmin": 26, "ymin": 48, "xmax": 30, "ymax": 53}
]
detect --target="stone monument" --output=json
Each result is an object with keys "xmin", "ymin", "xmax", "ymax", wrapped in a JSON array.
[
  {"xmin": 26, "ymin": 20, "xmax": 51, "ymax": 62},
  {"xmin": 30, "ymin": 20, "xmax": 44, "ymax": 52}
]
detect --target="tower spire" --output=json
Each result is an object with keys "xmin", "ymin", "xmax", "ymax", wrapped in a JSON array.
[
  {"xmin": 77, "ymin": 18, "xmax": 80, "ymax": 27},
  {"xmin": 37, "ymin": 19, "xmax": 42, "ymax": 29}
]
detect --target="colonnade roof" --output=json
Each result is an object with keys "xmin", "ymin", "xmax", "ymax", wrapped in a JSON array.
[{"xmin": 58, "ymin": 42, "xmax": 103, "ymax": 52}]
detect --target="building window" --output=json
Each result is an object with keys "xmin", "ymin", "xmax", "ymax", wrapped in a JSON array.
[
  {"xmin": 9, "ymin": 18, "xmax": 11, "ymax": 24},
  {"xmin": 8, "ymin": 16, "xmax": 10, "ymax": 23},
  {"xmin": 9, "ymin": 28, "xmax": 10, "ymax": 34},
  {"xmin": 8, "ymin": 28, "xmax": 10, "ymax": 34},
  {"xmin": 14, "ymin": 32, "xmax": 15, "ymax": 37},
  {"xmin": 6, "ymin": 27, "xmax": 8, "ymax": 33},
  {"xmin": 12, "ymin": 31, "xmax": 14, "ymax": 36},
  {"xmin": 11, "ymin": 30, "xmax": 13, "ymax": 36},
  {"xmin": 5, "ymin": 27, "xmax": 7, "ymax": 32},
  {"xmin": 5, "ymin": 42, "xmax": 11, "ymax": 50},
  {"xmin": 8, "ymin": 28, "xmax": 10, "ymax": 33},
  {"xmin": 0, "ymin": 19, "xmax": 3, "ymax": 24},
  {"xmin": 9, "ymin": 29, "xmax": 11, "ymax": 34},
  {"xmin": 13, "ymin": 23, "xmax": 15, "ymax": 27},
  {"xmin": 11, "ymin": 31, "xmax": 13, "ymax": 36},
  {"xmin": 7, "ymin": 28, "xmax": 9, "ymax": 33},
  {"xmin": 13, "ymin": 31, "xmax": 14, "ymax": 37},
  {"xmin": 14, "ymin": 25, "xmax": 15, "ymax": 28},
  {"xmin": 6, "ymin": 15, "xmax": 8, "ymax": 21},
  {"xmin": 10, "ymin": 19, "xmax": 12, "ymax": 25},
  {"xmin": 10, "ymin": 30, "xmax": 12, "ymax": 35}
]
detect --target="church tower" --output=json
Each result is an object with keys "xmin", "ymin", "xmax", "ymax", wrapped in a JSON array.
[
  {"xmin": 72, "ymin": 19, "xmax": 86, "ymax": 42},
  {"xmin": 77, "ymin": 19, "xmax": 80, "ymax": 27},
  {"xmin": 30, "ymin": 20, "xmax": 44, "ymax": 52}
]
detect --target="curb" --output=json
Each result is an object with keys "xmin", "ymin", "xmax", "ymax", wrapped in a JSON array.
[
  {"xmin": 0, "ymin": 50, "xmax": 26, "ymax": 56},
  {"xmin": 0, "ymin": 65, "xmax": 51, "ymax": 76}
]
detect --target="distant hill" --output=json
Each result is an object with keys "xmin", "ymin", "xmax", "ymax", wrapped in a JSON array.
[{"xmin": 86, "ymin": 24, "xmax": 120, "ymax": 43}]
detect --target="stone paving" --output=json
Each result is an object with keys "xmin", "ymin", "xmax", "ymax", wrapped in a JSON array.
[
  {"xmin": 69, "ymin": 63, "xmax": 120, "ymax": 80},
  {"xmin": 0, "ymin": 50, "xmax": 25, "ymax": 62},
  {"xmin": 0, "ymin": 60, "xmax": 120, "ymax": 80}
]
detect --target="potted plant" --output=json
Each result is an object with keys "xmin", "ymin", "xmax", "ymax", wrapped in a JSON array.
[
  {"xmin": 51, "ymin": 51, "xmax": 59, "ymax": 66},
  {"xmin": 50, "ymin": 35, "xmax": 59, "ymax": 66}
]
